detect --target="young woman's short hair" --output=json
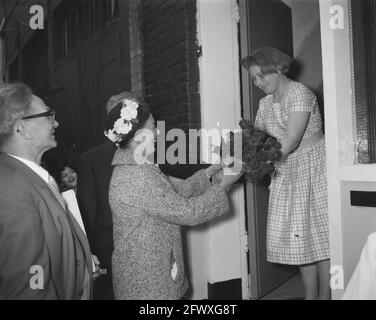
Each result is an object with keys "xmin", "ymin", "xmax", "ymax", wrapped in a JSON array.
[{"xmin": 241, "ymin": 47, "xmax": 292, "ymax": 75}]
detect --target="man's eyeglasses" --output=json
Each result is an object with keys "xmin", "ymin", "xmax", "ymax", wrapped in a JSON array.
[{"xmin": 21, "ymin": 109, "xmax": 55, "ymax": 121}]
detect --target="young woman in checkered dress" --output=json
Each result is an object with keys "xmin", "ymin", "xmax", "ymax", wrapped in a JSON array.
[{"xmin": 242, "ymin": 47, "xmax": 330, "ymax": 300}]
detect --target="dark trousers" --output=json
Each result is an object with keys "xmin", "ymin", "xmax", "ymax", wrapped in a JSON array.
[
  {"xmin": 93, "ymin": 246, "xmax": 114, "ymax": 300},
  {"xmin": 93, "ymin": 272, "xmax": 114, "ymax": 300}
]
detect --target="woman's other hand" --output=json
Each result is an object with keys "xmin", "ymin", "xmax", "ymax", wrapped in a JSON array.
[{"xmin": 211, "ymin": 170, "xmax": 223, "ymax": 185}]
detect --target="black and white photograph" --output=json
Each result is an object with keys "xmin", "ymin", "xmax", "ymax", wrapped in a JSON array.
[{"xmin": 0, "ymin": 0, "xmax": 375, "ymax": 305}]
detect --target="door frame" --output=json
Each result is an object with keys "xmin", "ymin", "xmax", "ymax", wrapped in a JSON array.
[
  {"xmin": 319, "ymin": 0, "xmax": 376, "ymax": 299},
  {"xmin": 239, "ymin": 0, "xmax": 300, "ymax": 299},
  {"xmin": 239, "ymin": 0, "xmax": 258, "ymax": 299}
]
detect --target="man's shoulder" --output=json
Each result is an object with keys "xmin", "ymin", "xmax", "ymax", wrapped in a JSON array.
[
  {"xmin": 0, "ymin": 154, "xmax": 19, "ymax": 183},
  {"xmin": 0, "ymin": 154, "xmax": 45, "ymax": 195},
  {"xmin": 0, "ymin": 160, "xmax": 16, "ymax": 185},
  {"xmin": 0, "ymin": 159, "xmax": 32, "ymax": 201}
]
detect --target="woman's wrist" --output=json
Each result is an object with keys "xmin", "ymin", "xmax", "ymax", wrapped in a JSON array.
[{"xmin": 280, "ymin": 138, "xmax": 295, "ymax": 157}]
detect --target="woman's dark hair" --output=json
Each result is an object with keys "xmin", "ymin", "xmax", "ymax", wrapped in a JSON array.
[
  {"xmin": 104, "ymin": 98, "xmax": 152, "ymax": 149},
  {"xmin": 241, "ymin": 47, "xmax": 292, "ymax": 75},
  {"xmin": 57, "ymin": 163, "xmax": 77, "ymax": 184},
  {"xmin": 42, "ymin": 144, "xmax": 78, "ymax": 186}
]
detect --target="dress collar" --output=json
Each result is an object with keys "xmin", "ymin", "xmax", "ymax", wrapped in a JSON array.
[{"xmin": 270, "ymin": 79, "xmax": 294, "ymax": 103}]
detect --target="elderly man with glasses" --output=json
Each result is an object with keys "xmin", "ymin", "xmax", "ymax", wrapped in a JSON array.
[{"xmin": 0, "ymin": 82, "xmax": 93, "ymax": 300}]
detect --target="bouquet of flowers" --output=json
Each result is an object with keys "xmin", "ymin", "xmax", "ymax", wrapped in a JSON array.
[{"xmin": 222, "ymin": 119, "xmax": 282, "ymax": 184}]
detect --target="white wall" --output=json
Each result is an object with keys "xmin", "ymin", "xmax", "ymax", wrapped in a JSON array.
[
  {"xmin": 341, "ymin": 182, "xmax": 376, "ymax": 284},
  {"xmin": 283, "ymin": 0, "xmax": 323, "ymax": 91},
  {"xmin": 185, "ymin": 0, "xmax": 246, "ymax": 299}
]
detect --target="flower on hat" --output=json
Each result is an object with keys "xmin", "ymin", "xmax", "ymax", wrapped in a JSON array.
[
  {"xmin": 121, "ymin": 100, "xmax": 139, "ymax": 121},
  {"xmin": 114, "ymin": 119, "xmax": 133, "ymax": 135},
  {"xmin": 104, "ymin": 99, "xmax": 140, "ymax": 145},
  {"xmin": 124, "ymin": 99, "xmax": 139, "ymax": 110}
]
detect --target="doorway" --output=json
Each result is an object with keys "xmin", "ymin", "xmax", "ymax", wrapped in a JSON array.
[{"xmin": 239, "ymin": 0, "xmax": 324, "ymax": 299}]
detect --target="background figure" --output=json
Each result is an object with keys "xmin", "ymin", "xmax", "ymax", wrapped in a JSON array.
[
  {"xmin": 0, "ymin": 82, "xmax": 92, "ymax": 299},
  {"xmin": 106, "ymin": 96, "xmax": 242, "ymax": 300},
  {"xmin": 76, "ymin": 92, "xmax": 137, "ymax": 300},
  {"xmin": 56, "ymin": 163, "xmax": 78, "ymax": 193},
  {"xmin": 242, "ymin": 47, "xmax": 330, "ymax": 300}
]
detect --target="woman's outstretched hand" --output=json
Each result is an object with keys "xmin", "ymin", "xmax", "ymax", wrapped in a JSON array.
[{"xmin": 204, "ymin": 164, "xmax": 223, "ymax": 180}]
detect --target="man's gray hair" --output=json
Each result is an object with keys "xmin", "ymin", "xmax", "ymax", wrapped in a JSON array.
[
  {"xmin": 0, "ymin": 82, "xmax": 33, "ymax": 147},
  {"xmin": 105, "ymin": 91, "xmax": 142, "ymax": 114}
]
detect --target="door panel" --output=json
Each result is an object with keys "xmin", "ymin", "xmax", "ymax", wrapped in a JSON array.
[
  {"xmin": 240, "ymin": 0, "xmax": 298, "ymax": 299},
  {"xmin": 49, "ymin": 23, "xmax": 128, "ymax": 152}
]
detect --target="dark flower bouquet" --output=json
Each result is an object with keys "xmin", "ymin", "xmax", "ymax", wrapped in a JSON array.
[{"xmin": 221, "ymin": 119, "xmax": 282, "ymax": 184}]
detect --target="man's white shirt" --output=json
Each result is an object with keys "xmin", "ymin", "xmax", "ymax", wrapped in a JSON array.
[{"xmin": 8, "ymin": 153, "xmax": 49, "ymax": 184}]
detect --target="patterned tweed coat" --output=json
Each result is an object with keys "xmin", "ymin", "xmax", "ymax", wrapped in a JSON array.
[{"xmin": 109, "ymin": 148, "xmax": 229, "ymax": 300}]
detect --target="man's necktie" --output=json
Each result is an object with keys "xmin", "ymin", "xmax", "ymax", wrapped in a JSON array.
[{"xmin": 48, "ymin": 174, "xmax": 59, "ymax": 192}]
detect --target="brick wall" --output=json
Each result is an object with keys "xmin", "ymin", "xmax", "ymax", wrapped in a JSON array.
[{"xmin": 141, "ymin": 0, "xmax": 201, "ymax": 164}]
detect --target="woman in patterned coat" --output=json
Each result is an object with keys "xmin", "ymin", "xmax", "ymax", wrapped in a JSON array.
[
  {"xmin": 104, "ymin": 95, "xmax": 242, "ymax": 300},
  {"xmin": 242, "ymin": 47, "xmax": 330, "ymax": 300}
]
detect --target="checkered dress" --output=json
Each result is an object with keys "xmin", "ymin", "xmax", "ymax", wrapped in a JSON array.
[{"xmin": 255, "ymin": 81, "xmax": 330, "ymax": 265}]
